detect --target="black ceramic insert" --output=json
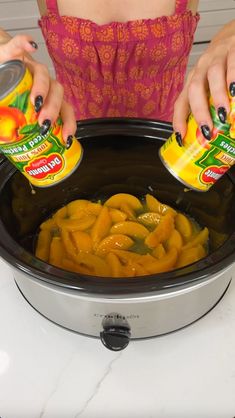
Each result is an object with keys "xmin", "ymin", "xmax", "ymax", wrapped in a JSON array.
[{"xmin": 0, "ymin": 118, "xmax": 235, "ymax": 295}]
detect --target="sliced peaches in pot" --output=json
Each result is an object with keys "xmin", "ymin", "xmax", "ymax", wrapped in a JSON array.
[
  {"xmin": 137, "ymin": 212, "xmax": 161, "ymax": 227},
  {"xmin": 91, "ymin": 206, "xmax": 112, "ymax": 248},
  {"xmin": 95, "ymin": 234, "xmax": 134, "ymax": 257},
  {"xmin": 145, "ymin": 194, "xmax": 176, "ymax": 216},
  {"xmin": 110, "ymin": 221, "xmax": 149, "ymax": 239},
  {"xmin": 176, "ymin": 244, "xmax": 206, "ymax": 268},
  {"xmin": 165, "ymin": 229, "xmax": 183, "ymax": 252},
  {"xmin": 105, "ymin": 193, "xmax": 143, "ymax": 211},
  {"xmin": 175, "ymin": 213, "xmax": 193, "ymax": 241},
  {"xmin": 144, "ymin": 247, "xmax": 178, "ymax": 274},
  {"xmin": 145, "ymin": 213, "xmax": 174, "ymax": 248}
]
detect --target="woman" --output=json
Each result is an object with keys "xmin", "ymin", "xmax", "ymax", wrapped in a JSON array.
[{"xmin": 0, "ymin": 0, "xmax": 235, "ymax": 145}]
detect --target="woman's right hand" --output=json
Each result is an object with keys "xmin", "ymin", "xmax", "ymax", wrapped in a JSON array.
[{"xmin": 0, "ymin": 34, "xmax": 77, "ymax": 145}]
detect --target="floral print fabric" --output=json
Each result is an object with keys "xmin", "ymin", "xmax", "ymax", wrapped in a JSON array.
[{"xmin": 39, "ymin": 3, "xmax": 199, "ymax": 121}]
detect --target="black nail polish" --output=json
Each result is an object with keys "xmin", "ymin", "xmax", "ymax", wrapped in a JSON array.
[
  {"xmin": 229, "ymin": 82, "xmax": 235, "ymax": 97},
  {"xmin": 217, "ymin": 107, "xmax": 227, "ymax": 124},
  {"xmin": 40, "ymin": 119, "xmax": 51, "ymax": 135},
  {"xmin": 66, "ymin": 135, "xmax": 73, "ymax": 149},
  {"xmin": 175, "ymin": 132, "xmax": 183, "ymax": 147},
  {"xmin": 34, "ymin": 95, "xmax": 43, "ymax": 113},
  {"xmin": 201, "ymin": 125, "xmax": 211, "ymax": 141},
  {"xmin": 29, "ymin": 41, "xmax": 38, "ymax": 49}
]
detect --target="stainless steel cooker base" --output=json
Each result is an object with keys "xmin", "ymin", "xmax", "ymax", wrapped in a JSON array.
[{"xmin": 13, "ymin": 265, "xmax": 233, "ymax": 340}]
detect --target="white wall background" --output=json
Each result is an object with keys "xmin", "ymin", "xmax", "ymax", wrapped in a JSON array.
[{"xmin": 0, "ymin": 0, "xmax": 235, "ymax": 77}]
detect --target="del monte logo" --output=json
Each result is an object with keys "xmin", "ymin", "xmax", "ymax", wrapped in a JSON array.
[{"xmin": 25, "ymin": 153, "xmax": 63, "ymax": 179}]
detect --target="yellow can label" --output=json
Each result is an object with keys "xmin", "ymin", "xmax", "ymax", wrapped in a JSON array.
[
  {"xmin": 160, "ymin": 99, "xmax": 235, "ymax": 192},
  {"xmin": 0, "ymin": 65, "xmax": 82, "ymax": 187}
]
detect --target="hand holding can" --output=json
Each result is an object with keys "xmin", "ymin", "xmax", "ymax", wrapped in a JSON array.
[
  {"xmin": 0, "ymin": 60, "xmax": 83, "ymax": 187},
  {"xmin": 159, "ymin": 93, "xmax": 235, "ymax": 192}
]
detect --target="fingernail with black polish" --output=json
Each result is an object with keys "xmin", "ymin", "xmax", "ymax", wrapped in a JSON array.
[
  {"xmin": 201, "ymin": 125, "xmax": 211, "ymax": 141},
  {"xmin": 29, "ymin": 41, "xmax": 38, "ymax": 49},
  {"xmin": 217, "ymin": 107, "xmax": 227, "ymax": 124},
  {"xmin": 175, "ymin": 132, "xmax": 183, "ymax": 147},
  {"xmin": 40, "ymin": 119, "xmax": 51, "ymax": 135},
  {"xmin": 34, "ymin": 95, "xmax": 43, "ymax": 113},
  {"xmin": 66, "ymin": 135, "xmax": 73, "ymax": 149},
  {"xmin": 229, "ymin": 82, "xmax": 235, "ymax": 97}
]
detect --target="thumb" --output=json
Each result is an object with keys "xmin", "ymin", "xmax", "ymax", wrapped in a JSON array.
[{"xmin": 0, "ymin": 35, "xmax": 38, "ymax": 63}]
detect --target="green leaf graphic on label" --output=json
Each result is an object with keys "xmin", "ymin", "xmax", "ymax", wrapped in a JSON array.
[
  {"xmin": 196, "ymin": 148, "xmax": 223, "ymax": 168},
  {"xmin": 19, "ymin": 123, "xmax": 39, "ymax": 135},
  {"xmin": 9, "ymin": 90, "xmax": 30, "ymax": 114}
]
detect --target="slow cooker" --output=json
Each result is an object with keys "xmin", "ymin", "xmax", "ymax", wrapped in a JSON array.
[{"xmin": 0, "ymin": 118, "xmax": 235, "ymax": 351}]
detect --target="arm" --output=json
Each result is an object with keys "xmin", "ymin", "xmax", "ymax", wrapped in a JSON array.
[{"xmin": 173, "ymin": 19, "xmax": 235, "ymax": 140}]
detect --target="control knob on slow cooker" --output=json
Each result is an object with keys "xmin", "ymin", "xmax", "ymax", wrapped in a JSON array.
[{"xmin": 100, "ymin": 326, "xmax": 131, "ymax": 351}]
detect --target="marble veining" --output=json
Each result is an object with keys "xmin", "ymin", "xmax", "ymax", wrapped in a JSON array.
[{"xmin": 74, "ymin": 352, "xmax": 122, "ymax": 418}]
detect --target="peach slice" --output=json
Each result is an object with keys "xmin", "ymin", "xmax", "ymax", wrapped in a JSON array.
[
  {"xmin": 131, "ymin": 263, "xmax": 149, "ymax": 276},
  {"xmin": 119, "ymin": 202, "xmax": 136, "ymax": 220},
  {"xmin": 110, "ymin": 221, "xmax": 149, "ymax": 239},
  {"xmin": 61, "ymin": 229, "xmax": 77, "ymax": 257},
  {"xmin": 62, "ymin": 258, "xmax": 92, "ymax": 275},
  {"xmin": 91, "ymin": 206, "xmax": 112, "ymax": 248},
  {"xmin": 106, "ymin": 252, "xmax": 123, "ymax": 277},
  {"xmin": 71, "ymin": 230, "xmax": 93, "ymax": 253},
  {"xmin": 144, "ymin": 247, "xmax": 178, "ymax": 274},
  {"xmin": 109, "ymin": 208, "xmax": 128, "ymax": 223},
  {"xmin": 75, "ymin": 252, "xmax": 111, "ymax": 277},
  {"xmin": 165, "ymin": 229, "xmax": 183, "ymax": 252},
  {"xmin": 112, "ymin": 250, "xmax": 155, "ymax": 266},
  {"xmin": 96, "ymin": 234, "xmax": 134, "ymax": 257},
  {"xmin": 53, "ymin": 206, "xmax": 67, "ymax": 221},
  {"xmin": 176, "ymin": 244, "xmax": 206, "ymax": 268},
  {"xmin": 86, "ymin": 202, "xmax": 102, "ymax": 216},
  {"xmin": 112, "ymin": 249, "xmax": 142, "ymax": 264},
  {"xmin": 67, "ymin": 199, "xmax": 89, "ymax": 217},
  {"xmin": 105, "ymin": 193, "xmax": 143, "ymax": 211},
  {"xmin": 40, "ymin": 217, "xmax": 58, "ymax": 231},
  {"xmin": 152, "ymin": 244, "xmax": 166, "ymax": 259},
  {"xmin": 145, "ymin": 213, "xmax": 174, "ymax": 248},
  {"xmin": 182, "ymin": 227, "xmax": 209, "ymax": 250},
  {"xmin": 137, "ymin": 212, "xmax": 161, "ymax": 227},
  {"xmin": 36, "ymin": 229, "xmax": 51, "ymax": 262},
  {"xmin": 175, "ymin": 213, "xmax": 193, "ymax": 241},
  {"xmin": 145, "ymin": 194, "xmax": 176, "ymax": 216},
  {"xmin": 49, "ymin": 237, "xmax": 64, "ymax": 268},
  {"xmin": 69, "ymin": 202, "xmax": 102, "ymax": 219},
  {"xmin": 58, "ymin": 215, "xmax": 96, "ymax": 232}
]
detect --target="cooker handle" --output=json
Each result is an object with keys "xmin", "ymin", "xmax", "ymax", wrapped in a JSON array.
[{"xmin": 100, "ymin": 326, "xmax": 131, "ymax": 351}]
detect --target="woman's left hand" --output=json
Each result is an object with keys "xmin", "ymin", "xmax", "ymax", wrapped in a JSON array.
[{"xmin": 173, "ymin": 19, "xmax": 235, "ymax": 141}]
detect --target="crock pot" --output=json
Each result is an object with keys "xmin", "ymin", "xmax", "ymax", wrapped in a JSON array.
[{"xmin": 0, "ymin": 118, "xmax": 235, "ymax": 351}]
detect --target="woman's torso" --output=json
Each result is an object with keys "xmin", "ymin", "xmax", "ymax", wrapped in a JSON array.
[{"xmin": 38, "ymin": 0, "xmax": 200, "ymax": 121}]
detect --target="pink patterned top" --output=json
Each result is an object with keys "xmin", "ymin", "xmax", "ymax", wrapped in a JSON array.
[{"xmin": 39, "ymin": 0, "xmax": 199, "ymax": 121}]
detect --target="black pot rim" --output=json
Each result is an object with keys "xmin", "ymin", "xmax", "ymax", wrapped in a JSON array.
[{"xmin": 0, "ymin": 117, "xmax": 235, "ymax": 296}]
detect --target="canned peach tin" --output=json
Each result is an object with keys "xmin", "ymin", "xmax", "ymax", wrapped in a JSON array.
[
  {"xmin": 0, "ymin": 60, "xmax": 83, "ymax": 187},
  {"xmin": 159, "ymin": 96, "xmax": 235, "ymax": 192}
]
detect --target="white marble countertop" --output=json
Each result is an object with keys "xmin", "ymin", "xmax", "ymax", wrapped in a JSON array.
[{"xmin": 0, "ymin": 258, "xmax": 235, "ymax": 418}]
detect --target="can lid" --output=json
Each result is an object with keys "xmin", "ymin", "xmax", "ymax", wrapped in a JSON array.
[{"xmin": 0, "ymin": 60, "xmax": 26, "ymax": 100}]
